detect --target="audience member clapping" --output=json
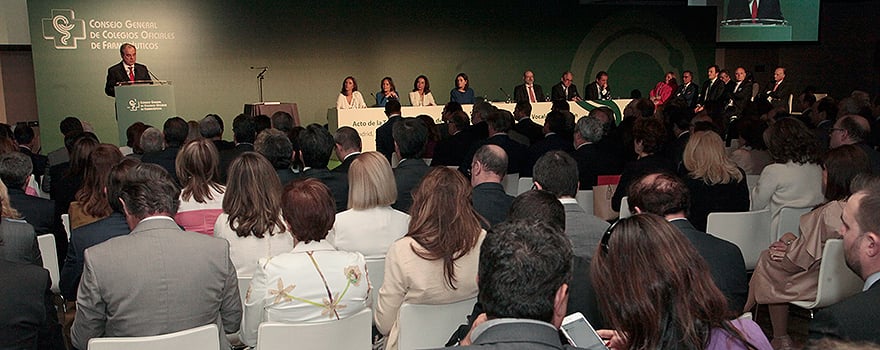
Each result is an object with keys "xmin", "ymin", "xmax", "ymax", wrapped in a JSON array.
[
  {"xmin": 174, "ymin": 139, "xmax": 225, "ymax": 236},
  {"xmin": 242, "ymin": 178, "xmax": 368, "ymax": 347},
  {"xmin": 214, "ymin": 152, "xmax": 292, "ymax": 276}
]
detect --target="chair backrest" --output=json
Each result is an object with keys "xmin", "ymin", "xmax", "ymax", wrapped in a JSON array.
[
  {"xmin": 619, "ymin": 196, "xmax": 632, "ymax": 219},
  {"xmin": 502, "ymin": 173, "xmax": 519, "ymax": 195},
  {"xmin": 706, "ymin": 209, "xmax": 772, "ymax": 270},
  {"xmin": 37, "ymin": 234, "xmax": 59, "ymax": 294},
  {"xmin": 61, "ymin": 214, "xmax": 71, "ymax": 241},
  {"xmin": 397, "ymin": 297, "xmax": 477, "ymax": 350},
  {"xmin": 775, "ymin": 206, "xmax": 812, "ymax": 241},
  {"xmin": 746, "ymin": 174, "xmax": 760, "ymax": 195},
  {"xmin": 793, "ymin": 239, "xmax": 864, "ymax": 310},
  {"xmin": 88, "ymin": 324, "xmax": 219, "ymax": 350},
  {"xmin": 256, "ymin": 308, "xmax": 372, "ymax": 350},
  {"xmin": 238, "ymin": 276, "xmax": 253, "ymax": 308},
  {"xmin": 575, "ymin": 190, "xmax": 594, "ymax": 215},
  {"xmin": 517, "ymin": 177, "xmax": 533, "ymax": 195},
  {"xmin": 365, "ymin": 258, "xmax": 385, "ymax": 309}
]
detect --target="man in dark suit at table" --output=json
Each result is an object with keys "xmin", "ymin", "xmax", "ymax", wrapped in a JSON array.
[
  {"xmin": 513, "ymin": 70, "xmax": 545, "ymax": 103},
  {"xmin": 809, "ymin": 176, "xmax": 880, "ymax": 345},
  {"xmin": 296, "ymin": 124, "xmax": 349, "ymax": 213},
  {"xmin": 142, "ymin": 117, "xmax": 188, "ymax": 185},
  {"xmin": 673, "ymin": 70, "xmax": 699, "ymax": 109},
  {"xmin": 550, "ymin": 71, "xmax": 581, "ymax": 102},
  {"xmin": 218, "ymin": 114, "xmax": 256, "ymax": 183},
  {"xmin": 392, "ymin": 118, "xmax": 430, "ymax": 213},
  {"xmin": 0, "ymin": 151, "xmax": 64, "ymax": 262},
  {"xmin": 627, "ymin": 172, "xmax": 748, "ymax": 312},
  {"xmin": 726, "ymin": 0, "xmax": 783, "ymax": 21},
  {"xmin": 332, "ymin": 126, "xmax": 361, "ymax": 174},
  {"xmin": 470, "ymin": 145, "xmax": 514, "ymax": 228},
  {"xmin": 376, "ymin": 100, "xmax": 403, "ymax": 163},
  {"xmin": 104, "ymin": 43, "xmax": 151, "ymax": 97},
  {"xmin": 584, "ymin": 71, "xmax": 612, "ymax": 101}
]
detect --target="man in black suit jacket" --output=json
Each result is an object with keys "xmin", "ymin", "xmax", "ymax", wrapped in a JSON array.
[
  {"xmin": 726, "ymin": 0, "xmax": 783, "ymax": 20},
  {"xmin": 0, "ymin": 152, "xmax": 65, "ymax": 263},
  {"xmin": 331, "ymin": 126, "xmax": 361, "ymax": 174},
  {"xmin": 522, "ymin": 111, "xmax": 575, "ymax": 177},
  {"xmin": 391, "ymin": 118, "xmax": 430, "ymax": 213},
  {"xmin": 142, "ymin": 117, "xmax": 189, "ymax": 185},
  {"xmin": 511, "ymin": 101, "xmax": 543, "ymax": 145},
  {"xmin": 584, "ymin": 71, "xmax": 611, "ymax": 101},
  {"xmin": 469, "ymin": 145, "xmax": 514, "ymax": 228},
  {"xmin": 696, "ymin": 65, "xmax": 726, "ymax": 112},
  {"xmin": 104, "ymin": 43, "xmax": 151, "ymax": 97},
  {"xmin": 376, "ymin": 100, "xmax": 403, "ymax": 163},
  {"xmin": 460, "ymin": 110, "xmax": 528, "ymax": 177},
  {"xmin": 550, "ymin": 71, "xmax": 581, "ymax": 102},
  {"xmin": 14, "ymin": 125, "xmax": 48, "ymax": 179},
  {"xmin": 763, "ymin": 67, "xmax": 795, "ymax": 110},
  {"xmin": 809, "ymin": 184, "xmax": 880, "ymax": 344},
  {"xmin": 725, "ymin": 67, "xmax": 754, "ymax": 118},
  {"xmin": 431, "ymin": 111, "xmax": 473, "ymax": 167},
  {"xmin": 296, "ymin": 124, "xmax": 349, "ymax": 213},
  {"xmin": 628, "ymin": 173, "xmax": 749, "ymax": 312},
  {"xmin": 513, "ymin": 70, "xmax": 545, "ymax": 103},
  {"xmin": 218, "ymin": 114, "xmax": 257, "ymax": 183},
  {"xmin": 199, "ymin": 114, "xmax": 235, "ymax": 152},
  {"xmin": 0, "ymin": 259, "xmax": 64, "ymax": 349},
  {"xmin": 571, "ymin": 114, "xmax": 623, "ymax": 188},
  {"xmin": 673, "ymin": 70, "xmax": 699, "ymax": 109}
]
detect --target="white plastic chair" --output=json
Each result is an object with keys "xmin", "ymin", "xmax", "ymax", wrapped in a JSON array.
[
  {"xmin": 575, "ymin": 190, "xmax": 594, "ymax": 215},
  {"xmin": 365, "ymin": 258, "xmax": 385, "ymax": 308},
  {"xmin": 397, "ymin": 297, "xmax": 477, "ymax": 350},
  {"xmin": 706, "ymin": 209, "xmax": 772, "ymax": 270},
  {"xmin": 775, "ymin": 206, "xmax": 812, "ymax": 241},
  {"xmin": 37, "ymin": 234, "xmax": 60, "ymax": 294},
  {"xmin": 618, "ymin": 196, "xmax": 632, "ymax": 219},
  {"xmin": 238, "ymin": 276, "xmax": 252, "ymax": 307},
  {"xmin": 256, "ymin": 308, "xmax": 372, "ymax": 350},
  {"xmin": 790, "ymin": 239, "xmax": 864, "ymax": 315},
  {"xmin": 517, "ymin": 177, "xmax": 533, "ymax": 195},
  {"xmin": 502, "ymin": 173, "xmax": 519, "ymax": 195},
  {"xmin": 88, "ymin": 324, "xmax": 219, "ymax": 350},
  {"xmin": 61, "ymin": 214, "xmax": 71, "ymax": 241},
  {"xmin": 746, "ymin": 174, "xmax": 760, "ymax": 196}
]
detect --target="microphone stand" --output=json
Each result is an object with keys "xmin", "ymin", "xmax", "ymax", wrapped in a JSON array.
[{"xmin": 256, "ymin": 67, "xmax": 268, "ymax": 102}]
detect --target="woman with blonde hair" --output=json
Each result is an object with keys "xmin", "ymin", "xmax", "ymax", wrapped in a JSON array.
[
  {"xmin": 0, "ymin": 178, "xmax": 39, "ymax": 265},
  {"xmin": 174, "ymin": 139, "xmax": 225, "ymax": 235},
  {"xmin": 68, "ymin": 144, "xmax": 123, "ymax": 229},
  {"xmin": 328, "ymin": 152, "xmax": 409, "ymax": 258},
  {"xmin": 375, "ymin": 167, "xmax": 486, "ymax": 350},
  {"xmin": 214, "ymin": 152, "xmax": 292, "ymax": 276},
  {"xmin": 678, "ymin": 130, "xmax": 749, "ymax": 231}
]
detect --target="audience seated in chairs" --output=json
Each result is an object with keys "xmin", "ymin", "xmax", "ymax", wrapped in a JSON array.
[
  {"xmin": 68, "ymin": 144, "xmax": 123, "ymax": 230},
  {"xmin": 747, "ymin": 144, "xmax": 871, "ymax": 349},
  {"xmin": 174, "ymin": 139, "xmax": 225, "ymax": 236},
  {"xmin": 214, "ymin": 152, "xmax": 292, "ymax": 277},
  {"xmin": 141, "ymin": 117, "xmax": 187, "ymax": 185},
  {"xmin": 0, "ymin": 178, "xmax": 40, "ymax": 266},
  {"xmin": 255, "ymin": 129, "xmax": 297, "ymax": 186},
  {"xmin": 296, "ymin": 124, "xmax": 350, "ymax": 213},
  {"xmin": 327, "ymin": 151, "xmax": 409, "ymax": 259},
  {"xmin": 376, "ymin": 167, "xmax": 485, "ymax": 350},
  {"xmin": 592, "ymin": 214, "xmax": 772, "ymax": 349},
  {"xmin": 391, "ymin": 118, "xmax": 430, "ymax": 213},
  {"xmin": 242, "ymin": 178, "xmax": 368, "ymax": 347}
]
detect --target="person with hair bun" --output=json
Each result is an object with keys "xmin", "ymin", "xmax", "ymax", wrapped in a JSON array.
[{"xmin": 593, "ymin": 214, "xmax": 772, "ymax": 350}]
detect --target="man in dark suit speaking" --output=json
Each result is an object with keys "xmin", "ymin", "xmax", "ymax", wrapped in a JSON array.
[
  {"xmin": 726, "ymin": 0, "xmax": 783, "ymax": 21},
  {"xmin": 104, "ymin": 43, "xmax": 151, "ymax": 97}
]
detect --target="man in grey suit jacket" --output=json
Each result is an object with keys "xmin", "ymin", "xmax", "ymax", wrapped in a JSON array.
[
  {"xmin": 533, "ymin": 151, "xmax": 609, "ymax": 261},
  {"xmin": 451, "ymin": 220, "xmax": 590, "ymax": 349},
  {"xmin": 627, "ymin": 173, "xmax": 748, "ymax": 312},
  {"xmin": 71, "ymin": 163, "xmax": 241, "ymax": 350}
]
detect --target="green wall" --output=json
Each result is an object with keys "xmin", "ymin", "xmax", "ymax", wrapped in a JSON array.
[{"xmin": 29, "ymin": 1, "xmax": 715, "ymax": 151}]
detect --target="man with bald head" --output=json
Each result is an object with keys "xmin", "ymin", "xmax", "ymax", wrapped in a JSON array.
[
  {"xmin": 765, "ymin": 67, "xmax": 794, "ymax": 110},
  {"xmin": 830, "ymin": 115, "xmax": 880, "ymax": 173},
  {"xmin": 809, "ymin": 175, "xmax": 880, "ymax": 344},
  {"xmin": 550, "ymin": 71, "xmax": 581, "ymax": 102},
  {"xmin": 470, "ymin": 144, "xmax": 515, "ymax": 227},
  {"xmin": 513, "ymin": 70, "xmax": 545, "ymax": 103}
]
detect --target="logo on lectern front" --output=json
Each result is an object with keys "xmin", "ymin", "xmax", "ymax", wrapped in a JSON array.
[
  {"xmin": 42, "ymin": 9, "xmax": 86, "ymax": 49},
  {"xmin": 128, "ymin": 99, "xmax": 140, "ymax": 111}
]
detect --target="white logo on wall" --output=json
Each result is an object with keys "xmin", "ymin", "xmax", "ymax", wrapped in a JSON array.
[
  {"xmin": 41, "ymin": 9, "xmax": 176, "ymax": 51},
  {"xmin": 42, "ymin": 9, "xmax": 86, "ymax": 49}
]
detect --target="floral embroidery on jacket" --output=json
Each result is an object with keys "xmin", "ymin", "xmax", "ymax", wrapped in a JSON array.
[{"xmin": 262, "ymin": 252, "xmax": 363, "ymax": 320}]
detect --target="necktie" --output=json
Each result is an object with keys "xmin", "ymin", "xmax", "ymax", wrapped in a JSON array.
[
  {"xmin": 528, "ymin": 85, "xmax": 536, "ymax": 103},
  {"xmin": 128, "ymin": 67, "xmax": 135, "ymax": 82},
  {"xmin": 773, "ymin": 81, "xmax": 779, "ymax": 92},
  {"xmin": 751, "ymin": 0, "xmax": 758, "ymax": 22}
]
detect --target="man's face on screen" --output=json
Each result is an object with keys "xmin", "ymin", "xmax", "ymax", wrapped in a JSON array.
[{"xmin": 122, "ymin": 47, "xmax": 137, "ymax": 66}]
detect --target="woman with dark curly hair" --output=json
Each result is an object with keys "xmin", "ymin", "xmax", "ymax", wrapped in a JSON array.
[
  {"xmin": 611, "ymin": 117, "xmax": 675, "ymax": 211},
  {"xmin": 751, "ymin": 117, "xmax": 824, "ymax": 228},
  {"xmin": 593, "ymin": 214, "xmax": 771, "ymax": 349}
]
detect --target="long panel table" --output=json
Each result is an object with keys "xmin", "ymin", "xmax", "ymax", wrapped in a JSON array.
[{"xmin": 328, "ymin": 100, "xmax": 630, "ymax": 152}]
